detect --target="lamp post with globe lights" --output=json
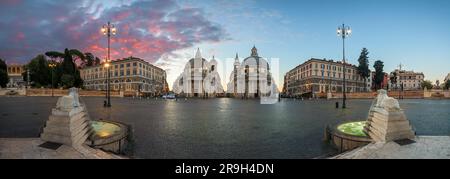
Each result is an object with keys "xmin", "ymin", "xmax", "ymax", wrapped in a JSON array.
[
  {"xmin": 337, "ymin": 24, "xmax": 351, "ymax": 109},
  {"xmin": 101, "ymin": 22, "xmax": 117, "ymax": 107},
  {"xmin": 48, "ymin": 63, "xmax": 57, "ymax": 97}
]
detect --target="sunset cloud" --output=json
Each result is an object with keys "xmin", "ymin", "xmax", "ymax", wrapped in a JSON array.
[{"xmin": 0, "ymin": 0, "xmax": 228, "ymax": 64}]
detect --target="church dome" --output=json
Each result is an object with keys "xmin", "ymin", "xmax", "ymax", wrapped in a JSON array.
[{"xmin": 242, "ymin": 46, "xmax": 269, "ymax": 68}]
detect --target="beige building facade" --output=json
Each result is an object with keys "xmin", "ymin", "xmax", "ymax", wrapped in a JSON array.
[
  {"xmin": 80, "ymin": 57, "xmax": 167, "ymax": 96},
  {"xmin": 390, "ymin": 69, "xmax": 424, "ymax": 90},
  {"xmin": 284, "ymin": 58, "xmax": 366, "ymax": 97},
  {"xmin": 6, "ymin": 63, "xmax": 25, "ymax": 88}
]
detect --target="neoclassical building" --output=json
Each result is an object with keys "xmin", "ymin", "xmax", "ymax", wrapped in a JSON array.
[
  {"xmin": 284, "ymin": 58, "xmax": 366, "ymax": 97},
  {"xmin": 6, "ymin": 63, "xmax": 25, "ymax": 88},
  {"xmin": 226, "ymin": 46, "xmax": 278, "ymax": 98},
  {"xmin": 172, "ymin": 48, "xmax": 224, "ymax": 97},
  {"xmin": 80, "ymin": 56, "xmax": 168, "ymax": 96},
  {"xmin": 389, "ymin": 69, "xmax": 424, "ymax": 90}
]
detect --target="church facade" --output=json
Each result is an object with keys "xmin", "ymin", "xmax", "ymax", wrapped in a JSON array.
[
  {"xmin": 226, "ymin": 46, "xmax": 278, "ymax": 98},
  {"xmin": 172, "ymin": 48, "xmax": 224, "ymax": 97}
]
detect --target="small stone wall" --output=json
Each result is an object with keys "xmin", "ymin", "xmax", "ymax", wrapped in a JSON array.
[
  {"xmin": 424, "ymin": 90, "xmax": 450, "ymax": 98},
  {"xmin": 327, "ymin": 90, "xmax": 424, "ymax": 99},
  {"xmin": 25, "ymin": 88, "xmax": 123, "ymax": 97}
]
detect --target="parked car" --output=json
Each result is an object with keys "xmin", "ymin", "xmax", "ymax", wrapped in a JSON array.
[{"xmin": 162, "ymin": 94, "xmax": 176, "ymax": 99}]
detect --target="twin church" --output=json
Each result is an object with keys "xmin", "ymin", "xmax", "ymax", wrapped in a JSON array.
[{"xmin": 172, "ymin": 46, "xmax": 278, "ymax": 98}]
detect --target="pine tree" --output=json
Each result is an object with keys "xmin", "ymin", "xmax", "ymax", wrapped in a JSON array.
[
  {"xmin": 0, "ymin": 58, "xmax": 9, "ymax": 88},
  {"xmin": 373, "ymin": 60, "xmax": 384, "ymax": 90},
  {"xmin": 357, "ymin": 48, "xmax": 370, "ymax": 91}
]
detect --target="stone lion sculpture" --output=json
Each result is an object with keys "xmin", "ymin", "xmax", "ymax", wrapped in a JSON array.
[
  {"xmin": 56, "ymin": 88, "xmax": 80, "ymax": 111},
  {"xmin": 374, "ymin": 90, "xmax": 400, "ymax": 111}
]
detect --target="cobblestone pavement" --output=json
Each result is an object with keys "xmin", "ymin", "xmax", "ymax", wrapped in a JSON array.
[{"xmin": 1, "ymin": 97, "xmax": 449, "ymax": 158}]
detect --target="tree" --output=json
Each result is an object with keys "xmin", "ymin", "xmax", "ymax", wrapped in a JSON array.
[
  {"xmin": 61, "ymin": 74, "xmax": 75, "ymax": 88},
  {"xmin": 94, "ymin": 57, "xmax": 101, "ymax": 66},
  {"xmin": 85, "ymin": 53, "xmax": 95, "ymax": 67},
  {"xmin": 357, "ymin": 48, "xmax": 370, "ymax": 91},
  {"xmin": 0, "ymin": 58, "xmax": 9, "ymax": 88},
  {"xmin": 22, "ymin": 55, "xmax": 51, "ymax": 87},
  {"xmin": 444, "ymin": 80, "xmax": 450, "ymax": 90},
  {"xmin": 45, "ymin": 51, "xmax": 65, "ymax": 60},
  {"xmin": 373, "ymin": 60, "xmax": 384, "ymax": 90},
  {"xmin": 45, "ymin": 49, "xmax": 85, "ymax": 66},
  {"xmin": 421, "ymin": 80, "xmax": 433, "ymax": 90},
  {"xmin": 69, "ymin": 49, "xmax": 86, "ymax": 66},
  {"xmin": 45, "ymin": 48, "xmax": 85, "ymax": 88},
  {"xmin": 390, "ymin": 71, "xmax": 397, "ymax": 90}
]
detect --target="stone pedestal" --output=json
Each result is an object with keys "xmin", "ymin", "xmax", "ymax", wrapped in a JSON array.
[
  {"xmin": 40, "ymin": 88, "xmax": 91, "ymax": 147},
  {"xmin": 365, "ymin": 90, "xmax": 415, "ymax": 142}
]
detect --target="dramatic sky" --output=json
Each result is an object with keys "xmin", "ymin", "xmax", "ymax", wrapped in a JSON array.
[{"xmin": 1, "ymin": 0, "xmax": 450, "ymax": 89}]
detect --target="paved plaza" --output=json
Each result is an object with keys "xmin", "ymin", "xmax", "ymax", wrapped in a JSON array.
[
  {"xmin": 0, "ymin": 138, "xmax": 123, "ymax": 159},
  {"xmin": 333, "ymin": 136, "xmax": 450, "ymax": 159},
  {"xmin": 1, "ymin": 96, "xmax": 450, "ymax": 158}
]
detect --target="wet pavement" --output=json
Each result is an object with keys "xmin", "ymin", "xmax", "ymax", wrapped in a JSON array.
[{"xmin": 1, "ymin": 96, "xmax": 449, "ymax": 158}]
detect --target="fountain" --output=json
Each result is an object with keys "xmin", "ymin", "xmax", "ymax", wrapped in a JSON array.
[
  {"xmin": 40, "ymin": 88, "xmax": 91, "ymax": 147},
  {"xmin": 326, "ymin": 89, "xmax": 415, "ymax": 152},
  {"xmin": 88, "ymin": 120, "xmax": 128, "ymax": 154},
  {"xmin": 364, "ymin": 90, "xmax": 415, "ymax": 142},
  {"xmin": 40, "ymin": 88, "xmax": 129, "ymax": 154},
  {"xmin": 326, "ymin": 121, "xmax": 372, "ymax": 152}
]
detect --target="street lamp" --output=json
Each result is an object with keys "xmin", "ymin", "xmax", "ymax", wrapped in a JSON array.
[
  {"xmin": 337, "ymin": 24, "xmax": 351, "ymax": 109},
  {"xmin": 101, "ymin": 21, "xmax": 117, "ymax": 107},
  {"xmin": 48, "ymin": 63, "xmax": 57, "ymax": 97}
]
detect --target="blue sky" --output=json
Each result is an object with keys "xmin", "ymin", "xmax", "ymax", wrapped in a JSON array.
[
  {"xmin": 1, "ymin": 0, "xmax": 449, "ymax": 89},
  {"xmin": 190, "ymin": 0, "xmax": 450, "ymax": 86}
]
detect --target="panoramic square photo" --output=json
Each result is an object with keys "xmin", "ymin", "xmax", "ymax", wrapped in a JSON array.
[{"xmin": 0, "ymin": 0, "xmax": 450, "ymax": 175}]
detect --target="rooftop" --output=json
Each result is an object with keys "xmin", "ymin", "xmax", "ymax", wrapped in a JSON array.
[
  {"xmin": 288, "ymin": 58, "xmax": 358, "ymax": 73},
  {"xmin": 80, "ymin": 56, "xmax": 164, "ymax": 71}
]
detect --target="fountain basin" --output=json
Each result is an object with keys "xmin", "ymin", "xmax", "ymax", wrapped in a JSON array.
[
  {"xmin": 337, "ymin": 121, "xmax": 368, "ymax": 137},
  {"xmin": 325, "ymin": 121, "xmax": 372, "ymax": 153},
  {"xmin": 88, "ymin": 120, "xmax": 128, "ymax": 154}
]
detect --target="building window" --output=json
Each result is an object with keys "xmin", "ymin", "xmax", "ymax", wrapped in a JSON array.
[
  {"xmin": 126, "ymin": 70, "xmax": 130, "ymax": 76},
  {"xmin": 126, "ymin": 63, "xmax": 130, "ymax": 67}
]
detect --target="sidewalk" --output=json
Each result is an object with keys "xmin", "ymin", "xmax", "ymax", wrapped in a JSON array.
[
  {"xmin": 0, "ymin": 138, "xmax": 125, "ymax": 159},
  {"xmin": 332, "ymin": 136, "xmax": 450, "ymax": 159}
]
